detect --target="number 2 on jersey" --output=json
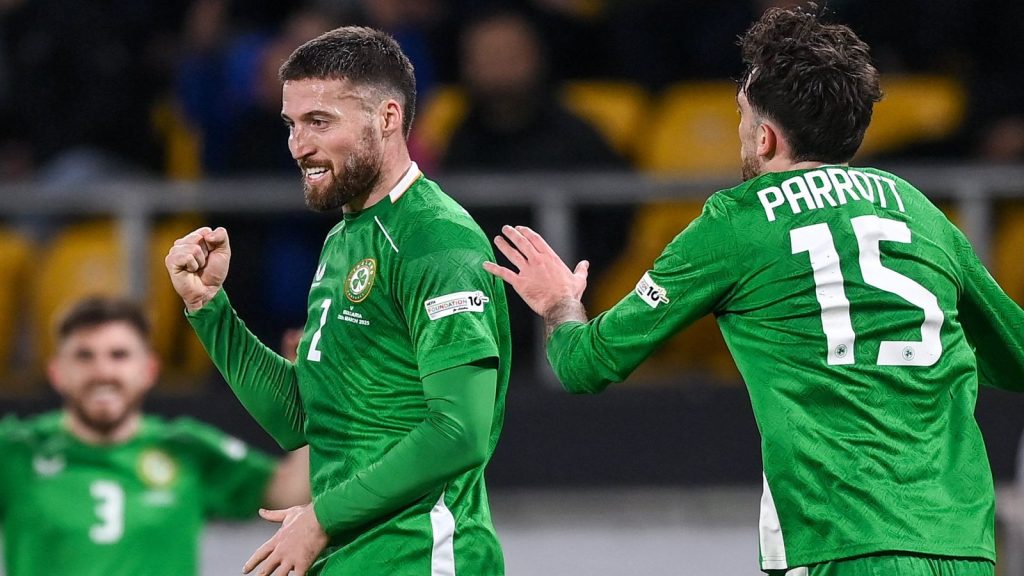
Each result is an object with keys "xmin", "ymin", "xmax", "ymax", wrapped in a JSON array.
[
  {"xmin": 307, "ymin": 298, "xmax": 331, "ymax": 362},
  {"xmin": 790, "ymin": 215, "xmax": 943, "ymax": 367}
]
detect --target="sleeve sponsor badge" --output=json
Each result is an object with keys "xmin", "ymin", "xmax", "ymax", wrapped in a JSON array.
[
  {"xmin": 635, "ymin": 271, "xmax": 670, "ymax": 308},
  {"xmin": 425, "ymin": 291, "xmax": 490, "ymax": 320}
]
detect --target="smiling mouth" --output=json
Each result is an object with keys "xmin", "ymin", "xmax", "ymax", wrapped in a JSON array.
[
  {"xmin": 304, "ymin": 166, "xmax": 330, "ymax": 182},
  {"xmin": 87, "ymin": 383, "xmax": 122, "ymax": 399}
]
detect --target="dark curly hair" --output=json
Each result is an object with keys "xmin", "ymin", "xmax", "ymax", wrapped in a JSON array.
[
  {"xmin": 280, "ymin": 26, "xmax": 417, "ymax": 138},
  {"xmin": 739, "ymin": 3, "xmax": 881, "ymax": 163}
]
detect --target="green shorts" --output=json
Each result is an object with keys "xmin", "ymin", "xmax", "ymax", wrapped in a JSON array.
[{"xmin": 768, "ymin": 553, "xmax": 995, "ymax": 576}]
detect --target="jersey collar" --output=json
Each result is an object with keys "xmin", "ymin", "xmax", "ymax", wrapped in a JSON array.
[{"xmin": 388, "ymin": 161, "xmax": 422, "ymax": 204}]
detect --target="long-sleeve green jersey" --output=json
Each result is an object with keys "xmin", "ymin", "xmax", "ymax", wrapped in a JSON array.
[
  {"xmin": 0, "ymin": 412, "xmax": 275, "ymax": 576},
  {"xmin": 188, "ymin": 163, "xmax": 512, "ymax": 575},
  {"xmin": 548, "ymin": 166, "xmax": 1024, "ymax": 570}
]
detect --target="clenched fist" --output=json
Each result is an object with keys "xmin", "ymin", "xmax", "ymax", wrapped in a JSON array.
[{"xmin": 165, "ymin": 226, "xmax": 232, "ymax": 312}]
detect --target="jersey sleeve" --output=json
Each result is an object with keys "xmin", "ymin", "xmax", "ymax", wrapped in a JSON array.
[
  {"xmin": 954, "ymin": 230, "xmax": 1024, "ymax": 392},
  {"xmin": 397, "ymin": 226, "xmax": 503, "ymax": 379},
  {"xmin": 548, "ymin": 194, "xmax": 745, "ymax": 393},
  {"xmin": 186, "ymin": 289, "xmax": 307, "ymax": 449},
  {"xmin": 313, "ymin": 363, "xmax": 496, "ymax": 534},
  {"xmin": 172, "ymin": 418, "xmax": 277, "ymax": 519}
]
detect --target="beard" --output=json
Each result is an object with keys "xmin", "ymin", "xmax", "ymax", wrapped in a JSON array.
[
  {"xmin": 741, "ymin": 149, "xmax": 762, "ymax": 181},
  {"xmin": 66, "ymin": 382, "xmax": 143, "ymax": 436},
  {"xmin": 302, "ymin": 124, "xmax": 384, "ymax": 212}
]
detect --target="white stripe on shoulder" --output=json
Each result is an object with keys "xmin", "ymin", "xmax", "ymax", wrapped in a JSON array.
[
  {"xmin": 430, "ymin": 491, "xmax": 456, "ymax": 576},
  {"xmin": 325, "ymin": 222, "xmax": 345, "ymax": 240},
  {"xmin": 389, "ymin": 161, "xmax": 422, "ymax": 203},
  {"xmin": 374, "ymin": 216, "xmax": 399, "ymax": 253}
]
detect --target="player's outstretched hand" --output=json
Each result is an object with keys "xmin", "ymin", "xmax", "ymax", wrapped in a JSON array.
[
  {"xmin": 483, "ymin": 225, "xmax": 589, "ymax": 317},
  {"xmin": 243, "ymin": 504, "xmax": 328, "ymax": 576},
  {"xmin": 164, "ymin": 226, "xmax": 232, "ymax": 312}
]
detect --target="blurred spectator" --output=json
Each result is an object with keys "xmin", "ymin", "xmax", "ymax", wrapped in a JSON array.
[
  {"xmin": 963, "ymin": 0, "xmax": 1024, "ymax": 163},
  {"xmin": 439, "ymin": 8, "xmax": 627, "ymax": 369},
  {"xmin": 225, "ymin": 8, "xmax": 336, "ymax": 173},
  {"xmin": 830, "ymin": 0, "xmax": 968, "ymax": 74},
  {"xmin": 177, "ymin": 0, "xmax": 268, "ymax": 174},
  {"xmin": 0, "ymin": 0, "xmax": 185, "ymax": 182},
  {"xmin": 440, "ymin": 8, "xmax": 623, "ymax": 171},
  {"xmin": 358, "ymin": 0, "xmax": 441, "ymax": 99},
  {"xmin": 605, "ymin": 0, "xmax": 752, "ymax": 89}
]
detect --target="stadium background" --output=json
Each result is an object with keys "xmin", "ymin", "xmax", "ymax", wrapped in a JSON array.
[{"xmin": 1, "ymin": 0, "xmax": 1023, "ymax": 574}]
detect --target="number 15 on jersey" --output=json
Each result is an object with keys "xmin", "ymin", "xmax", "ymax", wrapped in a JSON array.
[{"xmin": 791, "ymin": 215, "xmax": 944, "ymax": 367}]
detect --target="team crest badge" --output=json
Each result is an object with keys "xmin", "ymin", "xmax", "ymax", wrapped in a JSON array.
[
  {"xmin": 345, "ymin": 258, "xmax": 377, "ymax": 303},
  {"xmin": 137, "ymin": 449, "xmax": 178, "ymax": 488}
]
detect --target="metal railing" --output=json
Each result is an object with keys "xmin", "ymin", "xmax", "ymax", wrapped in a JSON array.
[{"xmin": 2, "ymin": 164, "xmax": 1023, "ymax": 297}]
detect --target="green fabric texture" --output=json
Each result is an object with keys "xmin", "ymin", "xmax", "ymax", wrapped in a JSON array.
[
  {"xmin": 186, "ymin": 288, "xmax": 307, "ymax": 450},
  {"xmin": 769, "ymin": 553, "xmax": 995, "ymax": 576},
  {"xmin": 311, "ymin": 362, "xmax": 496, "ymax": 534}
]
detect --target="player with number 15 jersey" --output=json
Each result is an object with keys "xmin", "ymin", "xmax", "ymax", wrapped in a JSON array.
[
  {"xmin": 486, "ymin": 7, "xmax": 1024, "ymax": 575},
  {"xmin": 547, "ymin": 164, "xmax": 1024, "ymax": 569}
]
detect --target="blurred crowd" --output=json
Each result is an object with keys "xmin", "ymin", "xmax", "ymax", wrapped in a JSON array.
[
  {"xmin": 0, "ymin": 0, "xmax": 1022, "ymax": 185},
  {"xmin": 0, "ymin": 0, "xmax": 1023, "ymax": 389}
]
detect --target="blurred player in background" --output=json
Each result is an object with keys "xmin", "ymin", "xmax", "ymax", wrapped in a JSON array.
[
  {"xmin": 166, "ymin": 26, "xmax": 511, "ymax": 576},
  {"xmin": 0, "ymin": 296, "xmax": 309, "ymax": 576},
  {"xmin": 485, "ymin": 4, "xmax": 1024, "ymax": 576}
]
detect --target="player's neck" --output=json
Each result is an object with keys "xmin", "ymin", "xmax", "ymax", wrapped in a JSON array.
[
  {"xmin": 64, "ymin": 411, "xmax": 142, "ymax": 445},
  {"xmin": 345, "ymin": 144, "xmax": 413, "ymax": 213},
  {"xmin": 766, "ymin": 156, "xmax": 847, "ymax": 174}
]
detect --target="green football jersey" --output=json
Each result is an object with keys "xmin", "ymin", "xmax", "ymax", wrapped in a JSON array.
[
  {"xmin": 0, "ymin": 412, "xmax": 275, "ymax": 576},
  {"xmin": 548, "ymin": 166, "xmax": 1024, "ymax": 570},
  {"xmin": 296, "ymin": 165, "xmax": 511, "ymax": 575}
]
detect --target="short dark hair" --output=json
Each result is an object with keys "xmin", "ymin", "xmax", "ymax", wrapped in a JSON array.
[
  {"xmin": 56, "ymin": 296, "xmax": 151, "ymax": 343},
  {"xmin": 280, "ymin": 26, "xmax": 417, "ymax": 138},
  {"xmin": 739, "ymin": 3, "xmax": 882, "ymax": 163}
]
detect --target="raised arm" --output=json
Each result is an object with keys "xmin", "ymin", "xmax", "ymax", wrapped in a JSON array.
[
  {"xmin": 166, "ymin": 227, "xmax": 306, "ymax": 449},
  {"xmin": 486, "ymin": 200, "xmax": 740, "ymax": 393}
]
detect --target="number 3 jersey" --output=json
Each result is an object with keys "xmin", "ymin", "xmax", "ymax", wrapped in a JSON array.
[
  {"xmin": 548, "ymin": 166, "xmax": 1024, "ymax": 570},
  {"xmin": 0, "ymin": 412, "xmax": 275, "ymax": 576}
]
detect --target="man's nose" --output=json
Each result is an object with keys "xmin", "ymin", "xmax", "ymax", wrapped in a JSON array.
[
  {"xmin": 289, "ymin": 129, "xmax": 315, "ymax": 160},
  {"xmin": 92, "ymin": 355, "xmax": 120, "ymax": 379}
]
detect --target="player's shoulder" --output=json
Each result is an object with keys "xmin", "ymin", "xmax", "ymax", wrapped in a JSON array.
[
  {"xmin": 153, "ymin": 416, "xmax": 255, "ymax": 461},
  {"xmin": 0, "ymin": 411, "xmax": 62, "ymax": 448},
  {"xmin": 856, "ymin": 166, "xmax": 954, "ymax": 222},
  {"xmin": 403, "ymin": 176, "xmax": 477, "ymax": 226},
  {"xmin": 395, "ymin": 176, "xmax": 490, "ymax": 258}
]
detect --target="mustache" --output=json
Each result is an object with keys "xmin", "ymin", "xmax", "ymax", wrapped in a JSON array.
[
  {"xmin": 298, "ymin": 160, "xmax": 332, "ymax": 171},
  {"xmin": 83, "ymin": 380, "xmax": 124, "ymax": 392}
]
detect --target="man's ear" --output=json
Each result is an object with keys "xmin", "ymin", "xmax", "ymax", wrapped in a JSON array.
[
  {"xmin": 141, "ymin": 352, "xmax": 160, "ymax": 394},
  {"xmin": 757, "ymin": 121, "xmax": 778, "ymax": 160},
  {"xmin": 380, "ymin": 99, "xmax": 403, "ymax": 137},
  {"xmin": 46, "ymin": 357, "xmax": 65, "ymax": 396}
]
